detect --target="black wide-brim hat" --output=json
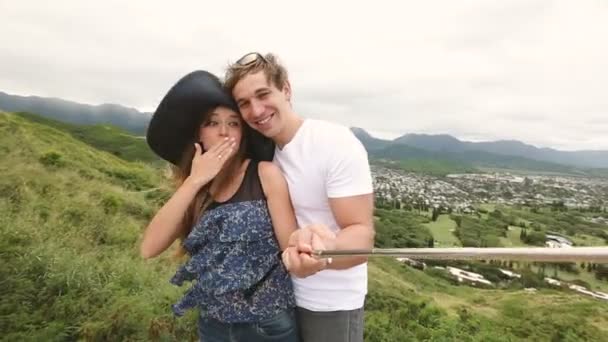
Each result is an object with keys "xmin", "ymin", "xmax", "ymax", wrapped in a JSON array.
[{"xmin": 146, "ymin": 70, "xmax": 274, "ymax": 165}]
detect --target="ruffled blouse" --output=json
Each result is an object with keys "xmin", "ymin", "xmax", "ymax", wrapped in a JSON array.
[{"xmin": 170, "ymin": 198, "xmax": 295, "ymax": 323}]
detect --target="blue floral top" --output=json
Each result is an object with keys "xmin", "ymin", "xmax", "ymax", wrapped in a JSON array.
[{"xmin": 170, "ymin": 161, "xmax": 295, "ymax": 323}]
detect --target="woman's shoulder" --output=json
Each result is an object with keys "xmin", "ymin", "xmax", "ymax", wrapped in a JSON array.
[
  {"xmin": 257, "ymin": 161, "xmax": 281, "ymax": 177},
  {"xmin": 256, "ymin": 161, "xmax": 286, "ymax": 195}
]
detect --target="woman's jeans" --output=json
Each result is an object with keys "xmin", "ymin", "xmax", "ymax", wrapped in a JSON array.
[{"xmin": 198, "ymin": 309, "xmax": 299, "ymax": 342}]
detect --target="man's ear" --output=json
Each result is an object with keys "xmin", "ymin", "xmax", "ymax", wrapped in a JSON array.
[{"xmin": 282, "ymin": 80, "xmax": 292, "ymax": 102}]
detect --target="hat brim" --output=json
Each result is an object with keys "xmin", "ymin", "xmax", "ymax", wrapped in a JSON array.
[{"xmin": 146, "ymin": 70, "xmax": 274, "ymax": 165}]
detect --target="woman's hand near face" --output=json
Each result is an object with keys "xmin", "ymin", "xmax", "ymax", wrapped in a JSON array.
[
  {"xmin": 187, "ymin": 137, "xmax": 236, "ymax": 188},
  {"xmin": 140, "ymin": 137, "xmax": 235, "ymax": 259}
]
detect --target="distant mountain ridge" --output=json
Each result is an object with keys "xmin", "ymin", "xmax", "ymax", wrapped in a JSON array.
[
  {"xmin": 353, "ymin": 128, "xmax": 608, "ymax": 169},
  {"xmin": 1, "ymin": 90, "xmax": 606, "ymax": 169},
  {"xmin": 0, "ymin": 91, "xmax": 151, "ymax": 135}
]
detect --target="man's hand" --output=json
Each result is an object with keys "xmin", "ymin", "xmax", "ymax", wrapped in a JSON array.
[{"xmin": 282, "ymin": 224, "xmax": 336, "ymax": 278}]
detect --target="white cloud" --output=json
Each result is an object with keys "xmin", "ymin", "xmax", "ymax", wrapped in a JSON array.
[{"xmin": 1, "ymin": 0, "xmax": 607, "ymax": 150}]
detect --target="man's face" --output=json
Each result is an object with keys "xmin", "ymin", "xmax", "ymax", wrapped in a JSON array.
[{"xmin": 232, "ymin": 71, "xmax": 291, "ymax": 139}]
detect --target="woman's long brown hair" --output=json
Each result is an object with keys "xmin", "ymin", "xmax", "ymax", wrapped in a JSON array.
[{"xmin": 171, "ymin": 108, "xmax": 249, "ymax": 258}]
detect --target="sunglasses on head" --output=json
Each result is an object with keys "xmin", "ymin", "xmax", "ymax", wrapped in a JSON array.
[{"xmin": 235, "ymin": 52, "xmax": 268, "ymax": 66}]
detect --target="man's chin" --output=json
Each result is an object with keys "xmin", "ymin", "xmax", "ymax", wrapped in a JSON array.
[
  {"xmin": 253, "ymin": 126, "xmax": 276, "ymax": 139},
  {"xmin": 260, "ymin": 130, "xmax": 277, "ymax": 139},
  {"xmin": 246, "ymin": 121, "xmax": 278, "ymax": 139}
]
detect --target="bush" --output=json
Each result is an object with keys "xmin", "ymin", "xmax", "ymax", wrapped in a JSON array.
[
  {"xmin": 569, "ymin": 279, "xmax": 591, "ymax": 289},
  {"xmin": 39, "ymin": 151, "xmax": 66, "ymax": 167},
  {"xmin": 102, "ymin": 194, "xmax": 123, "ymax": 215},
  {"xmin": 595, "ymin": 264, "xmax": 608, "ymax": 281},
  {"xmin": 374, "ymin": 209, "xmax": 433, "ymax": 248},
  {"xmin": 101, "ymin": 166, "xmax": 156, "ymax": 191},
  {"xmin": 522, "ymin": 231, "xmax": 546, "ymax": 246},
  {"xmin": 424, "ymin": 267, "xmax": 460, "ymax": 285},
  {"xmin": 518, "ymin": 269, "xmax": 546, "ymax": 288}
]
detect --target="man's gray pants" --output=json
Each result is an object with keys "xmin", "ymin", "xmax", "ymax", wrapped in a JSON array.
[{"xmin": 296, "ymin": 307, "xmax": 364, "ymax": 342}]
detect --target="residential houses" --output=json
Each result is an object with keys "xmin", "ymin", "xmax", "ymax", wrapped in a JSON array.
[{"xmin": 372, "ymin": 165, "xmax": 608, "ymax": 212}]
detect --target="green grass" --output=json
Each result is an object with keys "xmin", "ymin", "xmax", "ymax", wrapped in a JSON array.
[
  {"xmin": 571, "ymin": 234, "xmax": 607, "ymax": 246},
  {"xmin": 0, "ymin": 111, "xmax": 196, "ymax": 340},
  {"xmin": 14, "ymin": 111, "xmax": 161, "ymax": 164},
  {"xmin": 3, "ymin": 110, "xmax": 608, "ymax": 341},
  {"xmin": 477, "ymin": 203, "xmax": 496, "ymax": 212},
  {"xmin": 374, "ymin": 209, "xmax": 434, "ymax": 248},
  {"xmin": 366, "ymin": 258, "xmax": 608, "ymax": 341},
  {"xmin": 424, "ymin": 214, "xmax": 461, "ymax": 247},
  {"xmin": 499, "ymin": 226, "xmax": 527, "ymax": 247},
  {"xmin": 505, "ymin": 206, "xmax": 608, "ymax": 241},
  {"xmin": 531, "ymin": 265, "xmax": 608, "ymax": 293},
  {"xmin": 559, "ymin": 269, "xmax": 608, "ymax": 292},
  {"xmin": 479, "ymin": 205, "xmax": 607, "ymax": 292},
  {"xmin": 371, "ymin": 157, "xmax": 477, "ymax": 177},
  {"xmin": 477, "ymin": 167, "xmax": 587, "ymax": 177}
]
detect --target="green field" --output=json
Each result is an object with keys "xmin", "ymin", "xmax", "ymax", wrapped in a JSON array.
[
  {"xmin": 478, "ymin": 203, "xmax": 496, "ymax": 212},
  {"xmin": 424, "ymin": 214, "xmax": 461, "ymax": 247},
  {"xmin": 477, "ymin": 167, "xmax": 587, "ymax": 177},
  {"xmin": 571, "ymin": 234, "xmax": 607, "ymax": 246},
  {"xmin": 499, "ymin": 226, "xmax": 527, "ymax": 247},
  {"xmin": 476, "ymin": 203, "xmax": 496, "ymax": 220}
]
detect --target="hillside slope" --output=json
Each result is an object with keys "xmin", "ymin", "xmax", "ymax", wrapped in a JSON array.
[{"xmin": 1, "ymin": 111, "xmax": 606, "ymax": 341}]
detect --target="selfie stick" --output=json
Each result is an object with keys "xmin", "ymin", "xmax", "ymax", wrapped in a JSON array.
[{"xmin": 313, "ymin": 246, "xmax": 608, "ymax": 262}]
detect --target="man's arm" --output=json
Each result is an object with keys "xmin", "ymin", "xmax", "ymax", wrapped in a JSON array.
[
  {"xmin": 282, "ymin": 194, "xmax": 373, "ymax": 276},
  {"xmin": 326, "ymin": 193, "xmax": 374, "ymax": 269}
]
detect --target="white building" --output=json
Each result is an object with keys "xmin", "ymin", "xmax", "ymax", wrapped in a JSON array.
[
  {"xmin": 499, "ymin": 269, "xmax": 522, "ymax": 279},
  {"xmin": 447, "ymin": 267, "xmax": 492, "ymax": 286},
  {"xmin": 544, "ymin": 277, "xmax": 562, "ymax": 286}
]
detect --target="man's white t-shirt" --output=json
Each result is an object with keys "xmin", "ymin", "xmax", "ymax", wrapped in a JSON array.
[{"xmin": 273, "ymin": 119, "xmax": 374, "ymax": 311}]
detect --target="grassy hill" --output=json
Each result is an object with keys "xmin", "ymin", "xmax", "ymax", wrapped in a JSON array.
[
  {"xmin": 0, "ymin": 111, "xmax": 197, "ymax": 340},
  {"xmin": 366, "ymin": 258, "xmax": 608, "ymax": 341},
  {"xmin": 2, "ymin": 111, "xmax": 607, "ymax": 341},
  {"xmin": 14, "ymin": 111, "xmax": 159, "ymax": 164},
  {"xmin": 369, "ymin": 208, "xmax": 608, "ymax": 341}
]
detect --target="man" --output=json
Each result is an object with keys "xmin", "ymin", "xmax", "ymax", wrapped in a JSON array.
[{"xmin": 224, "ymin": 52, "xmax": 375, "ymax": 342}]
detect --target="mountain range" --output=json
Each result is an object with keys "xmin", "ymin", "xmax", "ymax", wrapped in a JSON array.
[
  {"xmin": 352, "ymin": 129, "xmax": 608, "ymax": 170},
  {"xmin": 0, "ymin": 91, "xmax": 151, "ymax": 135},
  {"xmin": 1, "ymin": 90, "xmax": 607, "ymax": 170}
]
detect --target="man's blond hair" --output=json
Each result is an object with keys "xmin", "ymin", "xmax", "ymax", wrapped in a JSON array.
[{"xmin": 224, "ymin": 53, "xmax": 289, "ymax": 94}]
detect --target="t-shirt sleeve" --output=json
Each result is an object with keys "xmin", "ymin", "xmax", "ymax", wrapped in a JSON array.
[{"xmin": 326, "ymin": 129, "xmax": 374, "ymax": 198}]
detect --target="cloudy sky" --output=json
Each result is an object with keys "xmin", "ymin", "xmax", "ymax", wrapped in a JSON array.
[{"xmin": 1, "ymin": 0, "xmax": 607, "ymax": 151}]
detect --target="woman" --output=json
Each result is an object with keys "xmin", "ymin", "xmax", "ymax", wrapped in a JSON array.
[{"xmin": 141, "ymin": 70, "xmax": 299, "ymax": 341}]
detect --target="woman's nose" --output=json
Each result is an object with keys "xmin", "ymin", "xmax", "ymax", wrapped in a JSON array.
[{"xmin": 219, "ymin": 124, "xmax": 228, "ymax": 136}]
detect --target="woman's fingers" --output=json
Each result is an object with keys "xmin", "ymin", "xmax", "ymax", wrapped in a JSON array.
[
  {"xmin": 208, "ymin": 137, "xmax": 232, "ymax": 154},
  {"xmin": 215, "ymin": 138, "xmax": 236, "ymax": 159},
  {"xmin": 191, "ymin": 142, "xmax": 203, "ymax": 162},
  {"xmin": 192, "ymin": 138, "xmax": 236, "ymax": 172}
]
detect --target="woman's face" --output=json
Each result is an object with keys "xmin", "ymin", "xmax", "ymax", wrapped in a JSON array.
[{"xmin": 198, "ymin": 106, "xmax": 243, "ymax": 156}]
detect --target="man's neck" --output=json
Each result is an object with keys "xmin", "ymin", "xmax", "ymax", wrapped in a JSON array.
[{"xmin": 275, "ymin": 113, "xmax": 304, "ymax": 149}]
